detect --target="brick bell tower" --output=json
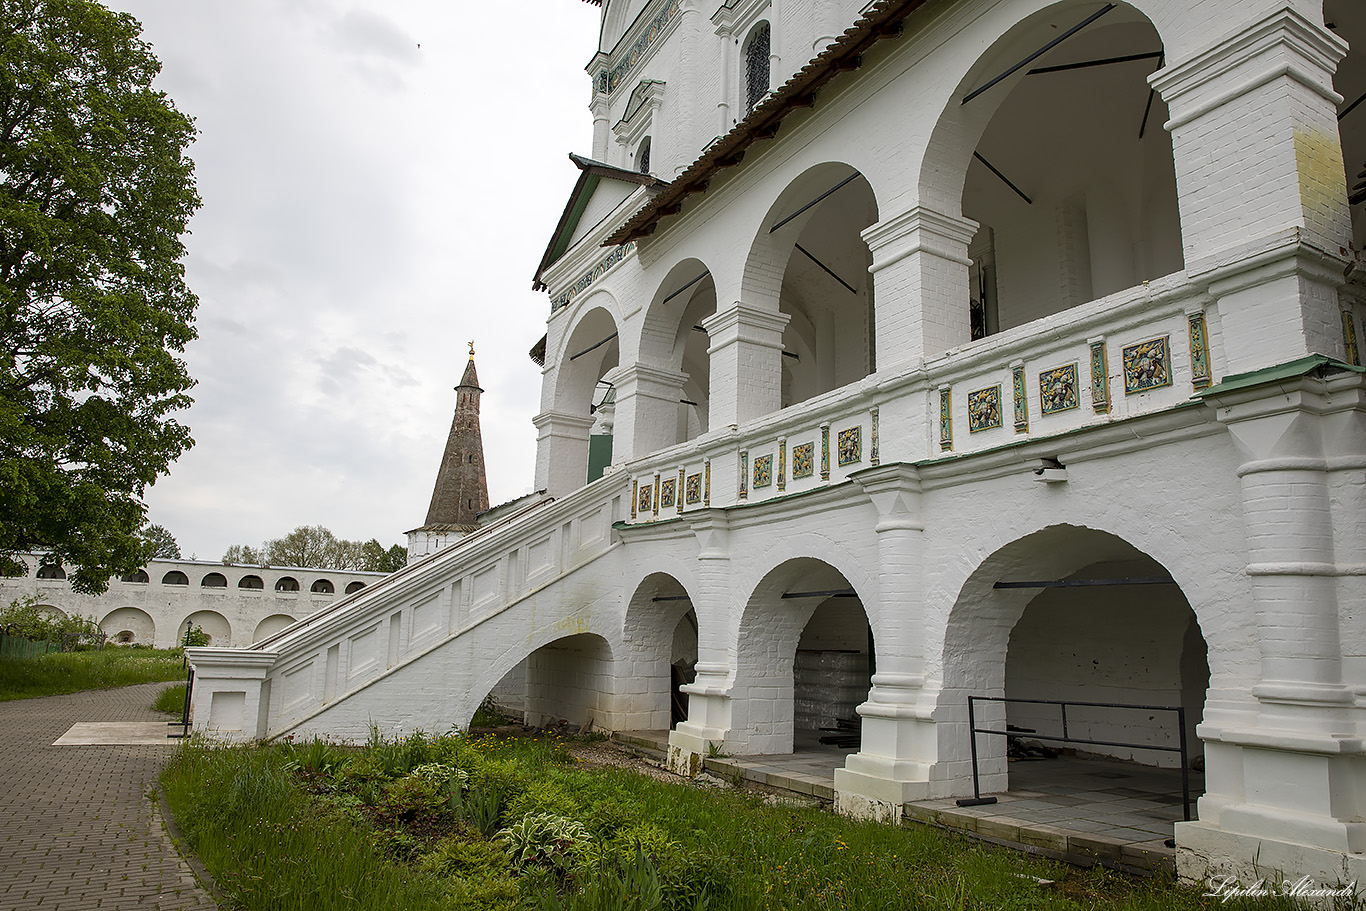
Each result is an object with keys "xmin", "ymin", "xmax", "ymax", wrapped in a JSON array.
[{"xmin": 406, "ymin": 342, "xmax": 491, "ymax": 562}]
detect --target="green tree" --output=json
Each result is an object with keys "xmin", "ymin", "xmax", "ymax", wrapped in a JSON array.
[
  {"xmin": 265, "ymin": 525, "xmax": 339, "ymax": 569},
  {"xmin": 0, "ymin": 0, "xmax": 199, "ymax": 595},
  {"xmin": 221, "ymin": 543, "xmax": 263, "ymax": 565},
  {"xmin": 360, "ymin": 539, "xmax": 407, "ymax": 573},
  {"xmin": 137, "ymin": 522, "xmax": 179, "ymax": 559}
]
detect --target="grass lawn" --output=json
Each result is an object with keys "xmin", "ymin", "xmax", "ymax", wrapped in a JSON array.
[
  {"xmin": 160, "ymin": 731, "xmax": 1290, "ymax": 911},
  {"xmin": 153, "ymin": 681, "xmax": 189, "ymax": 715},
  {"xmin": 0, "ymin": 647, "xmax": 186, "ymax": 701}
]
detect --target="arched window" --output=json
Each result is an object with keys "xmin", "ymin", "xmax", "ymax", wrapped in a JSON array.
[
  {"xmin": 121, "ymin": 570, "xmax": 149, "ymax": 583},
  {"xmin": 238, "ymin": 575, "xmax": 264, "ymax": 590},
  {"xmin": 345, "ymin": 581, "xmax": 367, "ymax": 594},
  {"xmin": 201, "ymin": 572, "xmax": 227, "ymax": 588},
  {"xmin": 162, "ymin": 571, "xmax": 188, "ymax": 586},
  {"xmin": 310, "ymin": 579, "xmax": 334, "ymax": 594},
  {"xmin": 744, "ymin": 22, "xmax": 771, "ymax": 115},
  {"xmin": 636, "ymin": 136, "xmax": 652, "ymax": 175},
  {"xmin": 275, "ymin": 576, "xmax": 299, "ymax": 592},
  {"xmin": 36, "ymin": 563, "xmax": 66, "ymax": 580}
]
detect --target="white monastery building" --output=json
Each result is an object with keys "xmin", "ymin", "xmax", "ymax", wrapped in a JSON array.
[{"xmin": 190, "ymin": 0, "xmax": 1366, "ymax": 889}]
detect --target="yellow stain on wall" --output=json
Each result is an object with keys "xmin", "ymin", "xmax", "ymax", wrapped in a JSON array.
[{"xmin": 1294, "ymin": 126, "xmax": 1349, "ymax": 236}]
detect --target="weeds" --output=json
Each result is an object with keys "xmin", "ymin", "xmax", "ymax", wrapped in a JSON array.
[
  {"xmin": 153, "ymin": 682, "xmax": 188, "ymax": 715},
  {"xmin": 0, "ymin": 646, "xmax": 185, "ymax": 701}
]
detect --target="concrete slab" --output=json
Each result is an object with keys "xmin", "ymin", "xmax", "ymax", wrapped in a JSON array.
[{"xmin": 54, "ymin": 721, "xmax": 181, "ymax": 746}]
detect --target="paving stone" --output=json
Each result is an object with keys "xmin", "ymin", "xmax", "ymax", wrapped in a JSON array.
[{"xmin": 0, "ymin": 683, "xmax": 219, "ymax": 910}]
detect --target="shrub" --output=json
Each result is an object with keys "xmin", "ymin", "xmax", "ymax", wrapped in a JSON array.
[
  {"xmin": 498, "ymin": 813, "xmax": 592, "ymax": 873},
  {"xmin": 0, "ymin": 596, "xmax": 103, "ymax": 648}
]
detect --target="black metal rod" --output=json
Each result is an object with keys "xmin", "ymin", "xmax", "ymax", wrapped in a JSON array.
[
  {"xmin": 569, "ymin": 332, "xmax": 619, "ymax": 361},
  {"xmin": 169, "ymin": 665, "xmax": 194, "ymax": 739},
  {"xmin": 1340, "ymin": 89, "xmax": 1366, "ymax": 124},
  {"xmin": 973, "ymin": 152, "xmax": 1032, "ymax": 205},
  {"xmin": 962, "ymin": 4, "xmax": 1116, "ymax": 104},
  {"xmin": 1061, "ymin": 701, "xmax": 1069, "ymax": 742},
  {"xmin": 782, "ymin": 350, "xmax": 800, "ymax": 360},
  {"xmin": 969, "ymin": 727, "xmax": 1183, "ymax": 753},
  {"xmin": 651, "ymin": 595, "xmax": 693, "ymax": 602},
  {"xmin": 968, "ymin": 696, "xmax": 982, "ymax": 800},
  {"xmin": 769, "ymin": 173, "xmax": 860, "ymax": 233},
  {"xmin": 993, "ymin": 576, "xmax": 1174, "ymax": 589},
  {"xmin": 1028, "ymin": 50, "xmax": 1162, "ymax": 75},
  {"xmin": 795, "ymin": 243, "xmax": 858, "ymax": 294},
  {"xmin": 972, "ymin": 694, "xmax": 1184, "ymax": 713},
  {"xmin": 780, "ymin": 588, "xmax": 858, "ymax": 599},
  {"xmin": 662, "ymin": 272, "xmax": 711, "ymax": 306}
]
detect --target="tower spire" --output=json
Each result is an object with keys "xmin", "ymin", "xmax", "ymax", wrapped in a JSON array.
[{"xmin": 424, "ymin": 343, "xmax": 490, "ymax": 527}]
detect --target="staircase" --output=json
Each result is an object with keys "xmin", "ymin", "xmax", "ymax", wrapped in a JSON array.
[{"xmin": 186, "ymin": 473, "xmax": 631, "ymax": 741}]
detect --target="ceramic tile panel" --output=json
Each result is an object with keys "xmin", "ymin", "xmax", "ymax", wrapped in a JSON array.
[
  {"xmin": 968, "ymin": 384, "xmax": 1002, "ymax": 433},
  {"xmin": 1039, "ymin": 363, "xmax": 1079, "ymax": 415},
  {"xmin": 1123, "ymin": 336, "xmax": 1171, "ymax": 394}
]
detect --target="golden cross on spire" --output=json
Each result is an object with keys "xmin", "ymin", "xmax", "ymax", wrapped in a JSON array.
[{"xmin": 468, "ymin": 340, "xmax": 475, "ymax": 360}]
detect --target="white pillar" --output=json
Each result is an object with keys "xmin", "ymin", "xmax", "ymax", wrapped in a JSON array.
[
  {"xmin": 187, "ymin": 648, "xmax": 278, "ymax": 741},
  {"xmin": 836, "ymin": 465, "xmax": 940, "ymax": 820},
  {"xmin": 701, "ymin": 303, "xmax": 790, "ymax": 428},
  {"xmin": 863, "ymin": 207, "xmax": 979, "ymax": 372},
  {"xmin": 609, "ymin": 363, "xmax": 689, "ymax": 460},
  {"xmin": 532, "ymin": 410, "xmax": 597, "ymax": 497},
  {"xmin": 1153, "ymin": 8, "xmax": 1352, "ymax": 373}
]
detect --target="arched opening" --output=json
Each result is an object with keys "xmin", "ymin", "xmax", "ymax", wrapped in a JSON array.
[
  {"xmin": 638, "ymin": 260, "xmax": 716, "ymax": 451},
  {"xmin": 253, "ymin": 613, "xmax": 297, "ymax": 643},
  {"xmin": 748, "ymin": 163, "xmax": 878, "ymax": 411},
  {"xmin": 635, "ymin": 135, "xmax": 652, "ymax": 174},
  {"xmin": 238, "ymin": 574, "xmax": 264, "ymax": 590},
  {"xmin": 553, "ymin": 305, "xmax": 621, "ymax": 485},
  {"xmin": 522, "ymin": 633, "xmax": 615, "ymax": 731},
  {"xmin": 121, "ymin": 570, "xmax": 149, "ymax": 583},
  {"xmin": 1328, "ymin": 0, "xmax": 1366, "ymax": 253},
  {"xmin": 928, "ymin": 3, "xmax": 1182, "ymax": 343},
  {"xmin": 162, "ymin": 570, "xmax": 188, "ymax": 586},
  {"xmin": 201, "ymin": 572, "xmax": 227, "ymax": 588},
  {"xmin": 182, "ymin": 610, "xmax": 231, "ymax": 646},
  {"xmin": 942, "ymin": 525, "xmax": 1208, "ymax": 834},
  {"xmin": 732, "ymin": 558, "xmax": 873, "ymax": 758},
  {"xmin": 100, "ymin": 607, "xmax": 155, "ymax": 645},
  {"xmin": 36, "ymin": 563, "xmax": 66, "ymax": 580},
  {"xmin": 345, "ymin": 580, "xmax": 367, "ymax": 594},
  {"xmin": 743, "ymin": 20, "xmax": 771, "ymax": 115},
  {"xmin": 310, "ymin": 579, "xmax": 334, "ymax": 594},
  {"xmin": 622, "ymin": 573, "xmax": 699, "ymax": 734},
  {"xmin": 275, "ymin": 576, "xmax": 299, "ymax": 592}
]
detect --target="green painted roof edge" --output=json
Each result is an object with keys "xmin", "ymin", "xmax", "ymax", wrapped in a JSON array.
[{"xmin": 1194, "ymin": 354, "xmax": 1365, "ymax": 398}]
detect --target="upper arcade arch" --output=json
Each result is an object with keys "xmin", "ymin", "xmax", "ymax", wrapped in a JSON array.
[{"xmin": 621, "ymin": 571, "xmax": 701, "ymax": 731}]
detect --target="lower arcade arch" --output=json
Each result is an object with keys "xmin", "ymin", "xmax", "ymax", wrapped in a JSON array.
[
  {"xmin": 621, "ymin": 572, "xmax": 699, "ymax": 731},
  {"xmin": 943, "ymin": 525, "xmax": 1208, "ymax": 802},
  {"xmin": 253, "ymin": 614, "xmax": 297, "ymax": 643},
  {"xmin": 100, "ymin": 607, "xmax": 154, "ymax": 645},
  {"xmin": 182, "ymin": 610, "xmax": 231, "ymax": 647},
  {"xmin": 731, "ymin": 558, "xmax": 873, "ymax": 756}
]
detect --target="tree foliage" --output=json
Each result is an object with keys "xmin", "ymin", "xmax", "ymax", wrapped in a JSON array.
[
  {"xmin": 0, "ymin": 0, "xmax": 200, "ymax": 594},
  {"xmin": 137, "ymin": 522, "xmax": 179, "ymax": 559},
  {"xmin": 223, "ymin": 526, "xmax": 407, "ymax": 573}
]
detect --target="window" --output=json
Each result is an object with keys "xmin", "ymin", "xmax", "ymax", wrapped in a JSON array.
[
  {"xmin": 36, "ymin": 564, "xmax": 66, "ymax": 580},
  {"xmin": 636, "ymin": 136, "xmax": 652, "ymax": 174},
  {"xmin": 162, "ymin": 571, "xmax": 188, "ymax": 585},
  {"xmin": 275, "ymin": 576, "xmax": 300, "ymax": 592},
  {"xmin": 201, "ymin": 572, "xmax": 227, "ymax": 588},
  {"xmin": 310, "ymin": 579, "xmax": 334, "ymax": 594},
  {"xmin": 121, "ymin": 570, "xmax": 149, "ymax": 583},
  {"xmin": 239, "ymin": 574, "xmax": 264, "ymax": 590},
  {"xmin": 744, "ymin": 22, "xmax": 771, "ymax": 114},
  {"xmin": 345, "ymin": 581, "xmax": 367, "ymax": 594}
]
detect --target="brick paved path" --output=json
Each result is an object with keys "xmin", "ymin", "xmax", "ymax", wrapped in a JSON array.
[{"xmin": 0, "ymin": 683, "xmax": 218, "ymax": 910}]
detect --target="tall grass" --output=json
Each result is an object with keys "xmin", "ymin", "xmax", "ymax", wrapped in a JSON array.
[
  {"xmin": 159, "ymin": 731, "xmax": 1290, "ymax": 911},
  {"xmin": 153, "ymin": 682, "xmax": 188, "ymax": 715},
  {"xmin": 162, "ymin": 741, "xmax": 449, "ymax": 911},
  {"xmin": 0, "ymin": 647, "xmax": 186, "ymax": 701}
]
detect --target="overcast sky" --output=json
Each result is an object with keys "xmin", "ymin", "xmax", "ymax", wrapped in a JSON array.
[{"xmin": 103, "ymin": 1, "xmax": 602, "ymax": 560}]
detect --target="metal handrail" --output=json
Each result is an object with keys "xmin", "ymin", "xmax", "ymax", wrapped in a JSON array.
[{"xmin": 959, "ymin": 694, "xmax": 1191, "ymax": 821}]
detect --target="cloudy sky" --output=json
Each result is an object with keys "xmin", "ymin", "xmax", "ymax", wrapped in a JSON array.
[{"xmin": 104, "ymin": 1, "xmax": 603, "ymax": 560}]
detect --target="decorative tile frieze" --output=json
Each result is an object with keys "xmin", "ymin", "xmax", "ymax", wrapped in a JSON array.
[
  {"xmin": 652, "ymin": 474, "xmax": 660, "ymax": 516},
  {"xmin": 939, "ymin": 387, "xmax": 953, "ymax": 451},
  {"xmin": 837, "ymin": 427, "xmax": 862, "ymax": 466},
  {"xmin": 1011, "ymin": 363, "xmax": 1028, "ymax": 433},
  {"xmin": 685, "ymin": 472, "xmax": 702, "ymax": 505},
  {"xmin": 660, "ymin": 477, "xmax": 676, "ymax": 510},
  {"xmin": 752, "ymin": 454, "xmax": 772, "ymax": 489},
  {"xmin": 1123, "ymin": 336, "xmax": 1172, "ymax": 394},
  {"xmin": 1089, "ymin": 338, "xmax": 1110, "ymax": 413},
  {"xmin": 704, "ymin": 459, "xmax": 710, "ymax": 506},
  {"xmin": 820, "ymin": 424, "xmax": 831, "ymax": 479},
  {"xmin": 1038, "ymin": 363, "xmax": 1079, "ymax": 415},
  {"xmin": 870, "ymin": 407, "xmax": 880, "ymax": 466},
  {"xmin": 595, "ymin": 0, "xmax": 680, "ymax": 96},
  {"xmin": 1343, "ymin": 310, "xmax": 1361, "ymax": 367},
  {"xmin": 967, "ymin": 384, "xmax": 1002, "ymax": 433},
  {"xmin": 1188, "ymin": 311, "xmax": 1212, "ymax": 389},
  {"xmin": 550, "ymin": 242, "xmax": 635, "ymax": 312},
  {"xmin": 792, "ymin": 442, "xmax": 814, "ymax": 479},
  {"xmin": 636, "ymin": 480, "xmax": 651, "ymax": 516},
  {"xmin": 677, "ymin": 469, "xmax": 685, "ymax": 514},
  {"xmin": 777, "ymin": 439, "xmax": 786, "ymax": 491},
  {"xmin": 738, "ymin": 451, "xmax": 748, "ymax": 500},
  {"xmin": 631, "ymin": 480, "xmax": 639, "ymax": 519}
]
